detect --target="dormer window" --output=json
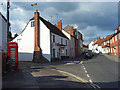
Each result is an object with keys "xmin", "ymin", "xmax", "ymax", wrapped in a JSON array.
[{"xmin": 31, "ymin": 21, "xmax": 35, "ymax": 27}]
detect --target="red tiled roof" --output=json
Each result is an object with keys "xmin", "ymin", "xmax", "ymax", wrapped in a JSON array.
[
  {"xmin": 83, "ymin": 44, "xmax": 88, "ymax": 48},
  {"xmin": 103, "ymin": 33, "xmax": 115, "ymax": 42},
  {"xmin": 30, "ymin": 17, "xmax": 69, "ymax": 39},
  {"xmin": 93, "ymin": 38, "xmax": 103, "ymax": 46}
]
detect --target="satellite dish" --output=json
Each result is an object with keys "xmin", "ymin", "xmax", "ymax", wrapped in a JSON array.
[{"xmin": 74, "ymin": 24, "xmax": 78, "ymax": 29}]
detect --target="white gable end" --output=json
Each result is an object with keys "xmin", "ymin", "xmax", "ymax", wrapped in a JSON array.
[{"xmin": 13, "ymin": 20, "xmax": 34, "ymax": 61}]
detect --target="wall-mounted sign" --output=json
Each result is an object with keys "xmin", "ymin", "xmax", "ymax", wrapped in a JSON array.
[{"xmin": 9, "ymin": 44, "xmax": 16, "ymax": 46}]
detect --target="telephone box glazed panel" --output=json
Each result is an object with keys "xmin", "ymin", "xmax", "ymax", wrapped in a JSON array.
[{"xmin": 7, "ymin": 42, "xmax": 18, "ymax": 70}]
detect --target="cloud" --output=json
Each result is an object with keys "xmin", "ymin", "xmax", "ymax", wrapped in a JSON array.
[
  {"xmin": 0, "ymin": 2, "xmax": 118, "ymax": 44},
  {"xmin": 10, "ymin": 20, "xmax": 26, "ymax": 34}
]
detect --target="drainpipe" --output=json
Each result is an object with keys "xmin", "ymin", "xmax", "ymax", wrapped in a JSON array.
[{"xmin": 50, "ymin": 31, "xmax": 52, "ymax": 62}]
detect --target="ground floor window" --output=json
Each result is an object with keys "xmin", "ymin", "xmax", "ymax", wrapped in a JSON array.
[
  {"xmin": 66, "ymin": 49, "xmax": 67, "ymax": 56},
  {"xmin": 61, "ymin": 47, "xmax": 64, "ymax": 54},
  {"xmin": 53, "ymin": 49, "xmax": 55, "ymax": 58}
]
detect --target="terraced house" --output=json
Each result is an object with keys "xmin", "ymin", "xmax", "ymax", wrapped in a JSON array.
[
  {"xmin": 109, "ymin": 26, "xmax": 120, "ymax": 56},
  {"xmin": 13, "ymin": 10, "xmax": 69, "ymax": 62},
  {"xmin": 89, "ymin": 25, "xmax": 120, "ymax": 58},
  {"xmin": 63, "ymin": 25, "xmax": 83, "ymax": 57}
]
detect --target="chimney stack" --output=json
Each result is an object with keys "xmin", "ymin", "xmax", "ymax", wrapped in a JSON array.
[
  {"xmin": 97, "ymin": 36, "xmax": 101, "ymax": 39},
  {"xmin": 115, "ymin": 26, "xmax": 119, "ymax": 33},
  {"xmin": 70, "ymin": 26, "xmax": 74, "ymax": 36},
  {"xmin": 57, "ymin": 20, "xmax": 62, "ymax": 31},
  {"xmin": 34, "ymin": 9, "xmax": 40, "ymax": 51},
  {"xmin": 33, "ymin": 10, "xmax": 42, "ymax": 62}
]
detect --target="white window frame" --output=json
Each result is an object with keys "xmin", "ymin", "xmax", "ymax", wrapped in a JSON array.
[
  {"xmin": 112, "ymin": 37, "xmax": 114, "ymax": 43},
  {"xmin": 119, "ymin": 33, "xmax": 120, "ymax": 39}
]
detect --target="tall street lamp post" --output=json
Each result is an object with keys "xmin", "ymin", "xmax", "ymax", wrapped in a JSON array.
[{"xmin": 7, "ymin": 0, "xmax": 10, "ymax": 43}]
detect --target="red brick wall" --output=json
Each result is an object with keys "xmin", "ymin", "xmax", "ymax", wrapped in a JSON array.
[
  {"xmin": 118, "ymin": 33, "xmax": 120, "ymax": 56},
  {"xmin": 110, "ymin": 34, "xmax": 119, "ymax": 56}
]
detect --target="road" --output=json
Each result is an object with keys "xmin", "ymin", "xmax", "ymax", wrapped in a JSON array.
[
  {"xmin": 3, "ymin": 54, "xmax": 119, "ymax": 89},
  {"xmin": 51, "ymin": 54, "xmax": 119, "ymax": 88}
]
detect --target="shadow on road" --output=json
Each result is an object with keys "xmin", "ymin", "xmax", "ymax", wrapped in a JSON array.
[
  {"xmin": 2, "ymin": 60, "xmax": 119, "ymax": 89},
  {"xmin": 2, "ymin": 68, "xmax": 90, "ymax": 89}
]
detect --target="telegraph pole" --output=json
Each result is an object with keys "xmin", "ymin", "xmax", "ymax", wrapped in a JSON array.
[{"xmin": 7, "ymin": 0, "xmax": 10, "ymax": 43}]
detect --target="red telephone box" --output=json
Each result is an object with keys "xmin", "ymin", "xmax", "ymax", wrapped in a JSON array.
[{"xmin": 7, "ymin": 42, "xmax": 18, "ymax": 70}]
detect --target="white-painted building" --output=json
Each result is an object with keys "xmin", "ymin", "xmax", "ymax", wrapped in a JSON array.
[
  {"xmin": 93, "ymin": 44, "xmax": 102, "ymax": 53},
  {"xmin": 92, "ymin": 37, "xmax": 103, "ymax": 53},
  {"xmin": 89, "ymin": 41, "xmax": 94, "ymax": 52},
  {"xmin": 0, "ymin": 12, "xmax": 7, "ymax": 53},
  {"xmin": 62, "ymin": 29, "xmax": 75, "ymax": 58},
  {"xmin": 13, "ymin": 10, "xmax": 69, "ymax": 62}
]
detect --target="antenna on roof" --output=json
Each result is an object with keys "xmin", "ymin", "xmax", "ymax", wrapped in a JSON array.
[
  {"xmin": 50, "ymin": 16, "xmax": 52, "ymax": 22},
  {"xmin": 56, "ymin": 13, "xmax": 58, "ymax": 22}
]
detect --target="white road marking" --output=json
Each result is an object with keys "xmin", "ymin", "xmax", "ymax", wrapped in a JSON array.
[
  {"xmin": 80, "ymin": 61, "xmax": 100, "ymax": 88},
  {"xmin": 85, "ymin": 70, "xmax": 87, "ymax": 73},
  {"xmin": 89, "ymin": 79, "xmax": 93, "ymax": 83},
  {"xmin": 87, "ymin": 74, "xmax": 90, "ymax": 78}
]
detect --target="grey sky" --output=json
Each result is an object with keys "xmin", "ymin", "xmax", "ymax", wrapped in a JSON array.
[{"xmin": 0, "ymin": 2, "xmax": 118, "ymax": 44}]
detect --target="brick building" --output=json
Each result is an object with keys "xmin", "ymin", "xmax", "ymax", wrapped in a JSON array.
[{"xmin": 109, "ymin": 26, "xmax": 120, "ymax": 56}]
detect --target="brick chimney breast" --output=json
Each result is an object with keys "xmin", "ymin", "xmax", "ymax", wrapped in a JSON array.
[
  {"xmin": 34, "ymin": 10, "xmax": 40, "ymax": 51},
  {"xmin": 33, "ymin": 10, "xmax": 42, "ymax": 63}
]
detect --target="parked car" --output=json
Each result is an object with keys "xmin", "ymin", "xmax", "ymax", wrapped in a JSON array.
[{"xmin": 84, "ymin": 50, "xmax": 94, "ymax": 59}]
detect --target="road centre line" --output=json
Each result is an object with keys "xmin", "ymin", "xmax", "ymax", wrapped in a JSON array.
[{"xmin": 81, "ymin": 61, "xmax": 100, "ymax": 88}]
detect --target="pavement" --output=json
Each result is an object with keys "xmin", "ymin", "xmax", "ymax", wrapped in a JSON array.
[
  {"xmin": 2, "ymin": 61, "xmax": 93, "ymax": 89},
  {"xmin": 102, "ymin": 54, "xmax": 120, "ymax": 62}
]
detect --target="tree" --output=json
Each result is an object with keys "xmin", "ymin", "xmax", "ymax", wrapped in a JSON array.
[
  {"xmin": 8, "ymin": 32, "xmax": 18, "ymax": 41},
  {"xmin": 8, "ymin": 31, "xmax": 12, "ymax": 41}
]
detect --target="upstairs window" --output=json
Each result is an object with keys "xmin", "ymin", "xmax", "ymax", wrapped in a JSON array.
[
  {"xmin": 31, "ymin": 21, "xmax": 35, "ymax": 27},
  {"xmin": 112, "ymin": 37, "xmax": 114, "ymax": 43},
  {"xmin": 53, "ymin": 35, "xmax": 55, "ymax": 43},
  {"xmin": 119, "ymin": 33, "xmax": 120, "ymax": 39},
  {"xmin": 66, "ymin": 40, "xmax": 67, "ymax": 45}
]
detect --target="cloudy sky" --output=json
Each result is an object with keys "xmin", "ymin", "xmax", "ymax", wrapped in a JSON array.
[{"xmin": 0, "ymin": 1, "xmax": 118, "ymax": 44}]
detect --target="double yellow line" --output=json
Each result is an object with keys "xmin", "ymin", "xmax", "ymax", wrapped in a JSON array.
[{"xmin": 52, "ymin": 68, "xmax": 100, "ymax": 89}]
